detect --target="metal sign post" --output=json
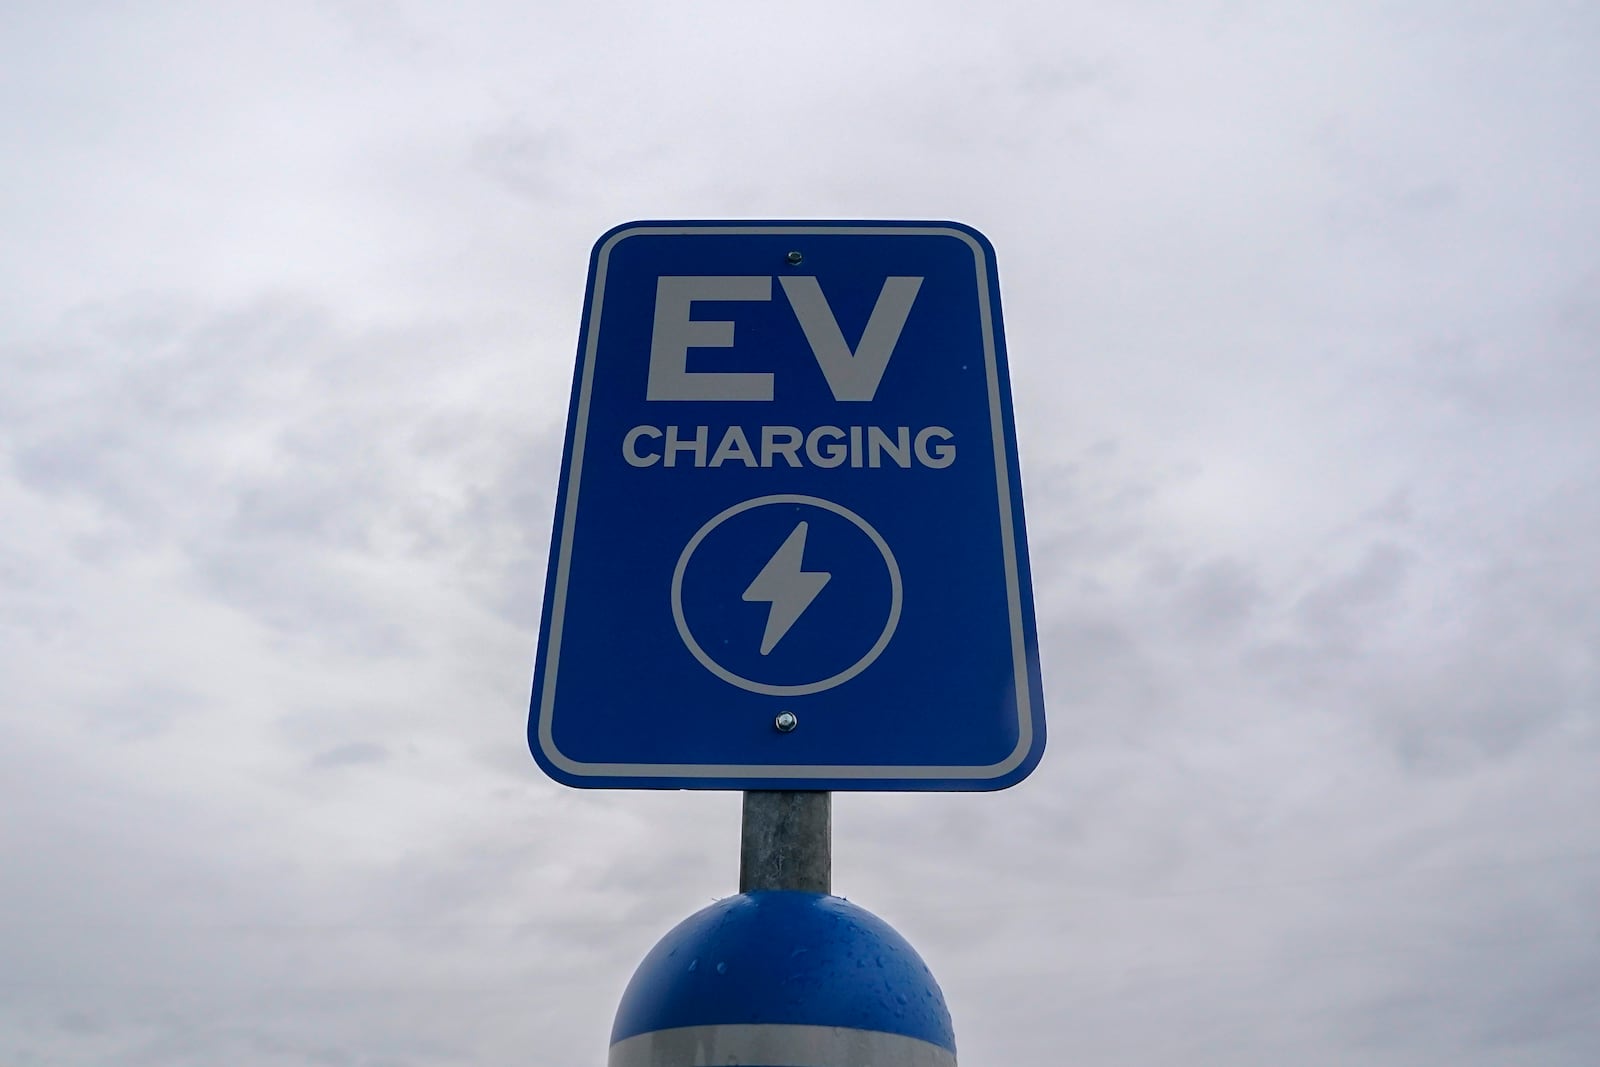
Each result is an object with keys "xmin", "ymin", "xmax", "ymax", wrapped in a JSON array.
[
  {"xmin": 529, "ymin": 220, "xmax": 1045, "ymax": 1065},
  {"xmin": 739, "ymin": 790, "xmax": 831, "ymax": 894}
]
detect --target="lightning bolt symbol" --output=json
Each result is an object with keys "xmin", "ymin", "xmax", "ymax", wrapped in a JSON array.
[{"xmin": 743, "ymin": 521, "xmax": 832, "ymax": 656}]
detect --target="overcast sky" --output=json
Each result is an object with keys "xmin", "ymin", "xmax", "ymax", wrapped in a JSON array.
[{"xmin": 3, "ymin": 2, "xmax": 1598, "ymax": 1065}]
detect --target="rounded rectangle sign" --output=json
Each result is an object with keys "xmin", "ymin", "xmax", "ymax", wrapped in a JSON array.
[{"xmin": 529, "ymin": 221, "xmax": 1045, "ymax": 790}]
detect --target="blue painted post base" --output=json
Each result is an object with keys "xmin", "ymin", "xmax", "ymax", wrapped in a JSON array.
[{"xmin": 609, "ymin": 892, "xmax": 956, "ymax": 1067}]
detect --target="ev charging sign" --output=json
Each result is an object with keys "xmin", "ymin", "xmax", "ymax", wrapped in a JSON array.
[{"xmin": 529, "ymin": 221, "xmax": 1045, "ymax": 790}]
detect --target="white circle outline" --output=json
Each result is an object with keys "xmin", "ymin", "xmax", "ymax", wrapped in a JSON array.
[{"xmin": 670, "ymin": 494, "xmax": 903, "ymax": 697}]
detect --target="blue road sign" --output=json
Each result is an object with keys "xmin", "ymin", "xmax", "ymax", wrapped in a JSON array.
[
  {"xmin": 609, "ymin": 892, "xmax": 956, "ymax": 1067},
  {"xmin": 529, "ymin": 221, "xmax": 1045, "ymax": 790}
]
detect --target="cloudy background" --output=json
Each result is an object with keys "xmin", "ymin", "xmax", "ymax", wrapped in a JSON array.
[{"xmin": 3, "ymin": 2, "xmax": 1597, "ymax": 1064}]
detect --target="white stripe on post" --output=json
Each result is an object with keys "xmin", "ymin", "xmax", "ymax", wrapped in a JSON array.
[{"xmin": 609, "ymin": 1023, "xmax": 958, "ymax": 1067}]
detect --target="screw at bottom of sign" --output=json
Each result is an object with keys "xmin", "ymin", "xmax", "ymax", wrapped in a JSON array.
[{"xmin": 774, "ymin": 711, "xmax": 798, "ymax": 733}]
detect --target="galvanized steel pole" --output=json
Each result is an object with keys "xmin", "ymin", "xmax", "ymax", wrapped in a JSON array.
[{"xmin": 739, "ymin": 791, "xmax": 831, "ymax": 894}]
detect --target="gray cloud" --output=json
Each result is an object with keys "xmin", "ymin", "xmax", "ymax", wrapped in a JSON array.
[
  {"xmin": 310, "ymin": 742, "xmax": 389, "ymax": 769},
  {"xmin": 3, "ymin": 2, "xmax": 1598, "ymax": 1065}
]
